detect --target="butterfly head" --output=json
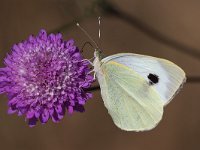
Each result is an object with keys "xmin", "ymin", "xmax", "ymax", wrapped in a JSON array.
[{"xmin": 94, "ymin": 48, "xmax": 103, "ymax": 60}]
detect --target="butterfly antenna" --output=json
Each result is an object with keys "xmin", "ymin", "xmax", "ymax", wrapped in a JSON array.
[
  {"xmin": 81, "ymin": 41, "xmax": 94, "ymax": 52},
  {"xmin": 76, "ymin": 23, "xmax": 99, "ymax": 49},
  {"xmin": 98, "ymin": 17, "xmax": 101, "ymax": 51}
]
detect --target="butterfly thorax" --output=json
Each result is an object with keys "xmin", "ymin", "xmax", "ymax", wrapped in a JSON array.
[
  {"xmin": 93, "ymin": 51, "xmax": 105, "ymax": 89},
  {"xmin": 93, "ymin": 56, "xmax": 101, "ymax": 73},
  {"xmin": 93, "ymin": 50, "xmax": 103, "ymax": 76}
]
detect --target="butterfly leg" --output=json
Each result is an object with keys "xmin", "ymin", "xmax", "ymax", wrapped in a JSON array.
[
  {"xmin": 81, "ymin": 57, "xmax": 95, "ymax": 65},
  {"xmin": 87, "ymin": 69, "xmax": 96, "ymax": 80},
  {"xmin": 93, "ymin": 72, "xmax": 96, "ymax": 80}
]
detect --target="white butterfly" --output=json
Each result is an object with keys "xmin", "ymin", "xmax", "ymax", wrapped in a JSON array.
[{"xmin": 77, "ymin": 18, "xmax": 186, "ymax": 131}]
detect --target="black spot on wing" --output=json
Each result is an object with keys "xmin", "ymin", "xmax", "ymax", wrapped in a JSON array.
[{"xmin": 148, "ymin": 73, "xmax": 159, "ymax": 85}]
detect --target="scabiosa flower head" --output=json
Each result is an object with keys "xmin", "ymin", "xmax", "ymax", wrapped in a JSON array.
[{"xmin": 0, "ymin": 29, "xmax": 93, "ymax": 126}]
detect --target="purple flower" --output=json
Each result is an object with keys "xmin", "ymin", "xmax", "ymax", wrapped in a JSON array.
[{"xmin": 0, "ymin": 29, "xmax": 93, "ymax": 126}]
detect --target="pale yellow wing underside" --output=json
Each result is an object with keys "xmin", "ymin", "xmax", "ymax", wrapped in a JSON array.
[
  {"xmin": 102, "ymin": 53, "xmax": 186, "ymax": 105},
  {"xmin": 97, "ymin": 61, "xmax": 164, "ymax": 131}
]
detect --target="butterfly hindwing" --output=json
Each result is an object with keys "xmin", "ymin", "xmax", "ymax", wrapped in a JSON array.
[{"xmin": 97, "ymin": 60, "xmax": 164, "ymax": 131}]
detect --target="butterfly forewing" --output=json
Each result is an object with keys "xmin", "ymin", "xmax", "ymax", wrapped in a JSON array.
[{"xmin": 102, "ymin": 53, "xmax": 186, "ymax": 105}]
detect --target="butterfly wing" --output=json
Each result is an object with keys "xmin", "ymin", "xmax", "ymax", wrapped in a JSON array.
[
  {"xmin": 102, "ymin": 53, "xmax": 186, "ymax": 105},
  {"xmin": 97, "ymin": 60, "xmax": 164, "ymax": 131}
]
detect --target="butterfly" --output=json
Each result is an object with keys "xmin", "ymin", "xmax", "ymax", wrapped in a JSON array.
[{"xmin": 77, "ymin": 17, "xmax": 186, "ymax": 131}]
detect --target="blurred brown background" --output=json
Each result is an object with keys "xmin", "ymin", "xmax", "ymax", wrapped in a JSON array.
[{"xmin": 0, "ymin": 0, "xmax": 200, "ymax": 150}]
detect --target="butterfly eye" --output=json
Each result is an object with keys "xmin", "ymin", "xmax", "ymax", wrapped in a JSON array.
[
  {"xmin": 98, "ymin": 49, "xmax": 102, "ymax": 54},
  {"xmin": 148, "ymin": 73, "xmax": 159, "ymax": 85}
]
